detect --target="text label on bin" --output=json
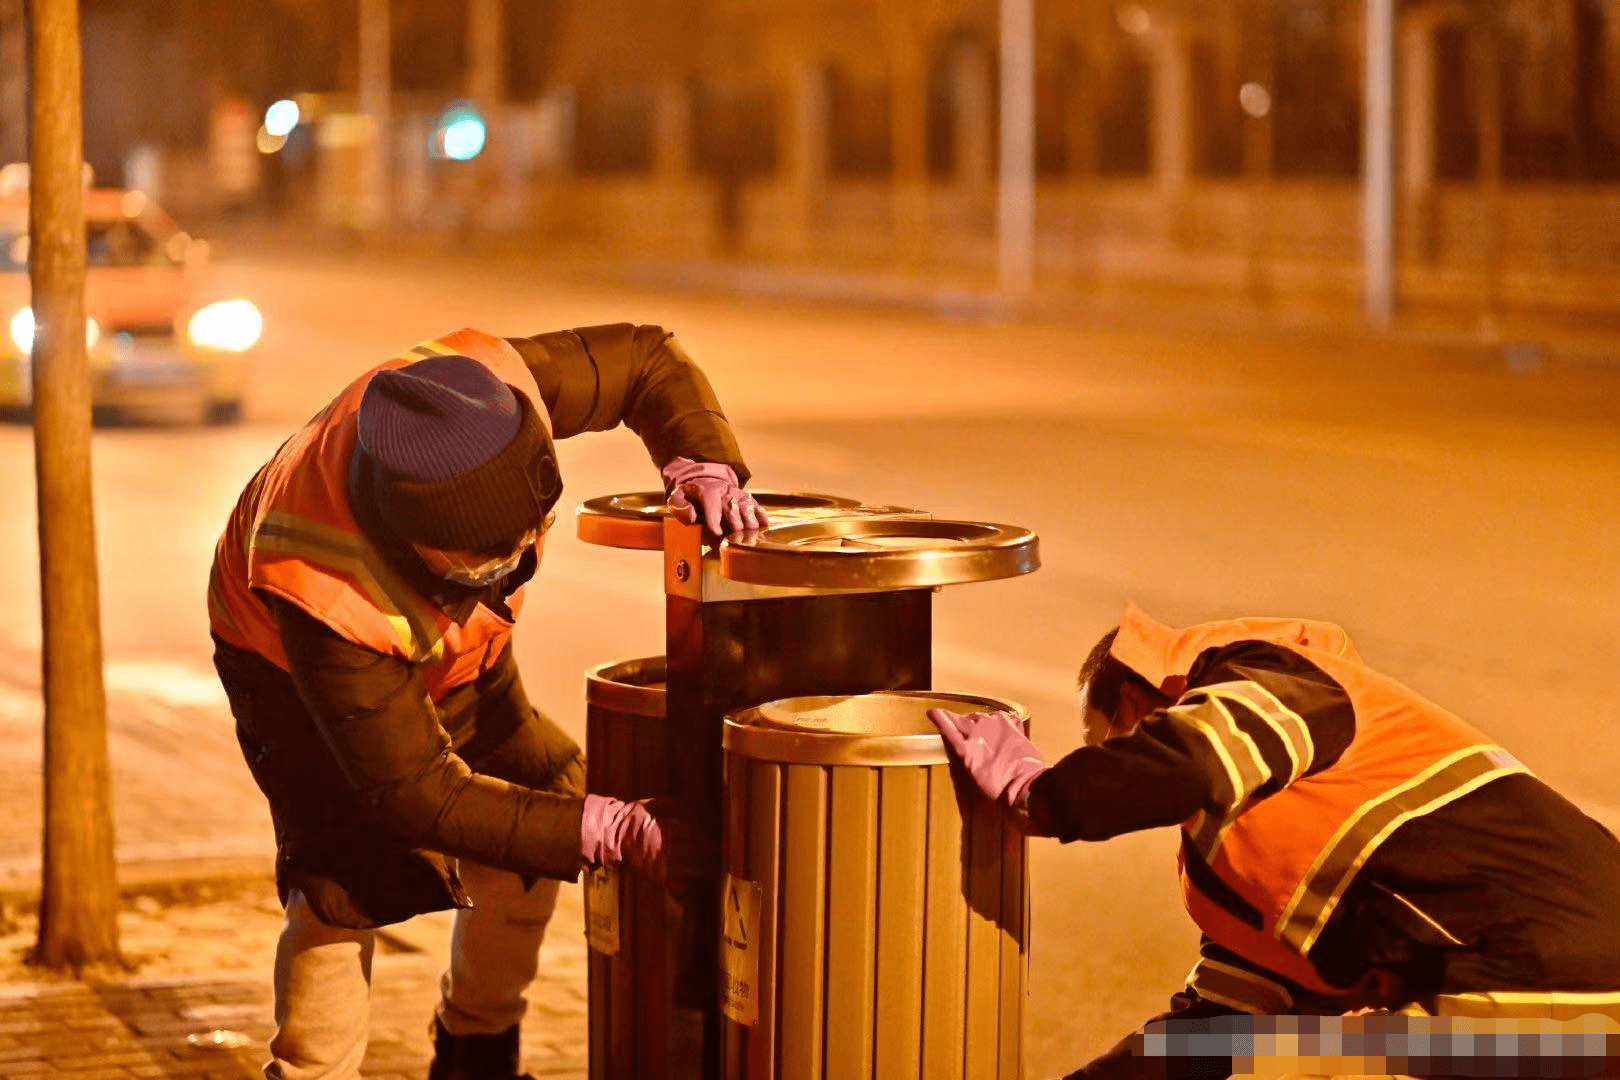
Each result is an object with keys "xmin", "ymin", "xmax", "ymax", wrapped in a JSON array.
[{"xmin": 720, "ymin": 873, "xmax": 762, "ymax": 1026}]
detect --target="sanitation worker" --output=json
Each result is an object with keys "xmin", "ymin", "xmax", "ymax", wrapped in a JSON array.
[
  {"xmin": 928, "ymin": 603, "xmax": 1620, "ymax": 1079},
  {"xmin": 208, "ymin": 324, "xmax": 765, "ymax": 1080}
]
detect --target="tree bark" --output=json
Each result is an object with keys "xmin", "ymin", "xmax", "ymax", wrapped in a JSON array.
[
  {"xmin": 0, "ymin": 0, "xmax": 25, "ymax": 165},
  {"xmin": 28, "ymin": 0, "xmax": 121, "ymax": 971}
]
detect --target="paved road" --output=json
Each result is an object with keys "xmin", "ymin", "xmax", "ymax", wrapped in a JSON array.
[{"xmin": 1, "ymin": 248, "xmax": 1616, "ymax": 1075}]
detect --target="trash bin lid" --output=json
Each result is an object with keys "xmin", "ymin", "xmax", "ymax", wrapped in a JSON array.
[
  {"xmin": 724, "ymin": 691, "xmax": 1028, "ymax": 767},
  {"xmin": 719, "ymin": 519, "xmax": 1039, "ymax": 590},
  {"xmin": 585, "ymin": 656, "xmax": 667, "ymax": 717},
  {"xmin": 575, "ymin": 490, "xmax": 881, "ymax": 550}
]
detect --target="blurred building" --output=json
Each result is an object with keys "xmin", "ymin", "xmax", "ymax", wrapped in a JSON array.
[
  {"xmin": 31, "ymin": 0, "xmax": 1615, "ymax": 315},
  {"xmin": 499, "ymin": 0, "xmax": 1618, "ymax": 313}
]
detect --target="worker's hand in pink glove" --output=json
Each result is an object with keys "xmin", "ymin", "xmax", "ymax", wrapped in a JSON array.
[
  {"xmin": 581, "ymin": 794, "xmax": 693, "ymax": 887},
  {"xmin": 927, "ymin": 708, "xmax": 1045, "ymax": 816},
  {"xmin": 662, "ymin": 456, "xmax": 768, "ymax": 538}
]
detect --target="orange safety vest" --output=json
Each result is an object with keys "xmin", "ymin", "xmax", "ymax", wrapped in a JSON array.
[
  {"xmin": 1111, "ymin": 604, "xmax": 1530, "ymax": 1000},
  {"xmin": 208, "ymin": 329, "xmax": 552, "ymax": 701}
]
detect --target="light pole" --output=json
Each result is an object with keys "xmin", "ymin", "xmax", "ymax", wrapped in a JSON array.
[
  {"xmin": 998, "ymin": 0, "xmax": 1036, "ymax": 297},
  {"xmin": 1362, "ymin": 0, "xmax": 1397, "ymax": 325},
  {"xmin": 358, "ymin": 0, "xmax": 391, "ymax": 231}
]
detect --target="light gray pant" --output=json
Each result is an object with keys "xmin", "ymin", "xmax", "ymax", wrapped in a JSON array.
[{"xmin": 265, "ymin": 861, "xmax": 561, "ymax": 1080}]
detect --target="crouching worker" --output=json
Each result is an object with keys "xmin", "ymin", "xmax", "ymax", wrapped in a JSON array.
[
  {"xmin": 929, "ymin": 603, "xmax": 1620, "ymax": 1079},
  {"xmin": 208, "ymin": 325, "xmax": 766, "ymax": 1080}
]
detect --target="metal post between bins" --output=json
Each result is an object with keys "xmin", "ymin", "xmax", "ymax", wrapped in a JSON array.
[{"xmin": 719, "ymin": 692, "xmax": 1030, "ymax": 1080}]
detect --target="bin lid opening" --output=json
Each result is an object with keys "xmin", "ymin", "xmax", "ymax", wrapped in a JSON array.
[
  {"xmin": 575, "ymin": 490, "xmax": 912, "ymax": 551},
  {"xmin": 725, "ymin": 691, "xmax": 1028, "ymax": 766},
  {"xmin": 753, "ymin": 693, "xmax": 968, "ymax": 736}
]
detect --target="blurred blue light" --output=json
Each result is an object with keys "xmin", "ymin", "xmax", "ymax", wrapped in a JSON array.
[
  {"xmin": 438, "ymin": 103, "xmax": 486, "ymax": 161},
  {"xmin": 264, "ymin": 99, "xmax": 300, "ymax": 138}
]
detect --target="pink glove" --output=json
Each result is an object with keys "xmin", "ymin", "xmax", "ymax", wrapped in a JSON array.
[
  {"xmin": 581, "ymin": 794, "xmax": 668, "ymax": 884},
  {"xmin": 661, "ymin": 456, "xmax": 768, "ymax": 537},
  {"xmin": 927, "ymin": 709, "xmax": 1045, "ymax": 812}
]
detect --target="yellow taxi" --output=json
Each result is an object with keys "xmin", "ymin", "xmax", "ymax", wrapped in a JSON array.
[{"xmin": 0, "ymin": 164, "xmax": 263, "ymax": 424}]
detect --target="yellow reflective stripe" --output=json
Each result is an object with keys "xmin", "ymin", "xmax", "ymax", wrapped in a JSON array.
[
  {"xmin": 206, "ymin": 575, "xmax": 240, "ymax": 633},
  {"xmin": 1186, "ymin": 957, "xmax": 1294, "ymax": 1015},
  {"xmin": 1182, "ymin": 681, "xmax": 1314, "ymax": 857},
  {"xmin": 1275, "ymin": 745, "xmax": 1528, "ymax": 954},
  {"xmin": 1165, "ymin": 695, "xmax": 1270, "ymax": 820},
  {"xmin": 255, "ymin": 511, "xmax": 446, "ymax": 663},
  {"xmin": 406, "ymin": 339, "xmax": 460, "ymax": 362},
  {"xmin": 1425, "ymin": 990, "xmax": 1620, "ymax": 1023},
  {"xmin": 1200, "ymin": 680, "xmax": 1315, "ymax": 787}
]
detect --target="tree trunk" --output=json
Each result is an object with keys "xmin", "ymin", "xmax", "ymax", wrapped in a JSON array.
[
  {"xmin": 28, "ymin": 0, "xmax": 121, "ymax": 972},
  {"xmin": 0, "ymin": 0, "xmax": 25, "ymax": 165}
]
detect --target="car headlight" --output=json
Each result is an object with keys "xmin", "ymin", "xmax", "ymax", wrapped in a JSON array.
[
  {"xmin": 188, "ymin": 299, "xmax": 263, "ymax": 353},
  {"xmin": 9, "ymin": 308, "xmax": 99, "ymax": 353},
  {"xmin": 9, "ymin": 308, "xmax": 31, "ymax": 353}
]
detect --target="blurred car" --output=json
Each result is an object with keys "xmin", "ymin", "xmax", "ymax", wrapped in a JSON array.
[{"xmin": 0, "ymin": 164, "xmax": 263, "ymax": 424}]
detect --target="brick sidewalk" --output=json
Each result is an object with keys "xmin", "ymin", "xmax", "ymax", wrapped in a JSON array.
[
  {"xmin": 0, "ymin": 647, "xmax": 274, "ymax": 886},
  {"xmin": 0, "ymin": 895, "xmax": 589, "ymax": 1080},
  {"xmin": 0, "ymin": 610, "xmax": 592, "ymax": 1078}
]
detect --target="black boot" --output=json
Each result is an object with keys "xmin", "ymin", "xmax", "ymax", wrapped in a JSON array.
[{"xmin": 427, "ymin": 1017, "xmax": 533, "ymax": 1080}]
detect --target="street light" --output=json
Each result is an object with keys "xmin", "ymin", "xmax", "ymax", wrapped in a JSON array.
[
  {"xmin": 264, "ymin": 98, "xmax": 300, "ymax": 138},
  {"xmin": 435, "ymin": 102, "xmax": 487, "ymax": 161}
]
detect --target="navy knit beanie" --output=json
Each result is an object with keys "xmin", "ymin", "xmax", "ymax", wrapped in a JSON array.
[{"xmin": 356, "ymin": 354, "xmax": 561, "ymax": 553}]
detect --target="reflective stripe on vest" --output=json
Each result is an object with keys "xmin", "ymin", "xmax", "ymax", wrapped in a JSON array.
[
  {"xmin": 1408, "ymin": 991, "xmax": 1620, "ymax": 1023},
  {"xmin": 1108, "ymin": 606, "xmax": 1530, "ymax": 999},
  {"xmin": 1186, "ymin": 956, "xmax": 1295, "ymax": 1015},
  {"xmin": 1273, "ymin": 743, "xmax": 1528, "ymax": 954},
  {"xmin": 254, "ymin": 509, "xmax": 448, "ymax": 663},
  {"xmin": 209, "ymin": 329, "xmax": 547, "ymax": 693}
]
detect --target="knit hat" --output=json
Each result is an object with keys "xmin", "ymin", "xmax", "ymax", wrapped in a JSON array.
[{"xmin": 356, "ymin": 354, "xmax": 561, "ymax": 553}]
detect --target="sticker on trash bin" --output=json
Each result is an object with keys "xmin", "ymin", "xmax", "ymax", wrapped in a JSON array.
[
  {"xmin": 719, "ymin": 873, "xmax": 762, "ymax": 1026},
  {"xmin": 584, "ymin": 864, "xmax": 620, "ymax": 955}
]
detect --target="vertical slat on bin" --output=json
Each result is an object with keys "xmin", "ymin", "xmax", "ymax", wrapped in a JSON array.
[
  {"xmin": 746, "ymin": 760, "xmax": 783, "ymax": 1080},
  {"xmin": 606, "ymin": 709, "xmax": 635, "ymax": 1080},
  {"xmin": 778, "ymin": 764, "xmax": 829, "ymax": 1080},
  {"xmin": 998, "ymin": 814, "xmax": 1026, "ymax": 1080},
  {"xmin": 825, "ymin": 767, "xmax": 879, "ymax": 1078},
  {"xmin": 963, "ymin": 775, "xmax": 1004, "ymax": 1076},
  {"xmin": 874, "ymin": 767, "xmax": 928, "ymax": 1080},
  {"xmin": 922, "ymin": 763, "xmax": 968, "ymax": 1080},
  {"xmin": 586, "ymin": 707, "xmax": 609, "ymax": 1080},
  {"xmin": 722, "ymin": 753, "xmax": 751, "ymax": 1077},
  {"xmin": 632, "ymin": 710, "xmax": 671, "ymax": 1080}
]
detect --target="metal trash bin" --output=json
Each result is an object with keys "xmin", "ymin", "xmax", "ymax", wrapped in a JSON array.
[
  {"xmin": 720, "ymin": 691, "xmax": 1030, "ymax": 1080},
  {"xmin": 583, "ymin": 656, "xmax": 700, "ymax": 1080}
]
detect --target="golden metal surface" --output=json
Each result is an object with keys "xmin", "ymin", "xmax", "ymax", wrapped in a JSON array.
[
  {"xmin": 723, "ymin": 691, "xmax": 1028, "ymax": 767},
  {"xmin": 719, "ymin": 519, "xmax": 1039, "ymax": 590},
  {"xmin": 576, "ymin": 490, "xmax": 875, "ymax": 551},
  {"xmin": 584, "ymin": 656, "xmax": 668, "ymax": 718}
]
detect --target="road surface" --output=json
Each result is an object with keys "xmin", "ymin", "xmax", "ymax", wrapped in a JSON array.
[{"xmin": 0, "ymin": 247, "xmax": 1616, "ymax": 1075}]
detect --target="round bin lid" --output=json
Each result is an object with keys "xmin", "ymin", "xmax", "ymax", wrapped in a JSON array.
[
  {"xmin": 724, "ymin": 690, "xmax": 1028, "ymax": 767},
  {"xmin": 575, "ymin": 490, "xmax": 879, "ymax": 550},
  {"xmin": 584, "ymin": 656, "xmax": 667, "ymax": 717},
  {"xmin": 719, "ymin": 518, "xmax": 1039, "ymax": 590}
]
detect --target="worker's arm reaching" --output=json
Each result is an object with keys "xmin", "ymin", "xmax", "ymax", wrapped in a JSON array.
[
  {"xmin": 930, "ymin": 639, "xmax": 1356, "ymax": 839},
  {"xmin": 507, "ymin": 323, "xmax": 766, "ymax": 534},
  {"xmin": 270, "ymin": 597, "xmax": 677, "ymax": 886}
]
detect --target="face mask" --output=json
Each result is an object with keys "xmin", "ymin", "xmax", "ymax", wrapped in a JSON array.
[
  {"xmin": 420, "ymin": 510, "xmax": 554, "ymax": 589},
  {"xmin": 414, "ymin": 508, "xmax": 554, "ymax": 592},
  {"xmin": 437, "ymin": 532, "xmax": 536, "ymax": 588}
]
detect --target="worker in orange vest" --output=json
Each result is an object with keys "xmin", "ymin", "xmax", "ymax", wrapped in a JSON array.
[
  {"xmin": 929, "ymin": 603, "xmax": 1620, "ymax": 1079},
  {"xmin": 209, "ymin": 324, "xmax": 765, "ymax": 1080}
]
